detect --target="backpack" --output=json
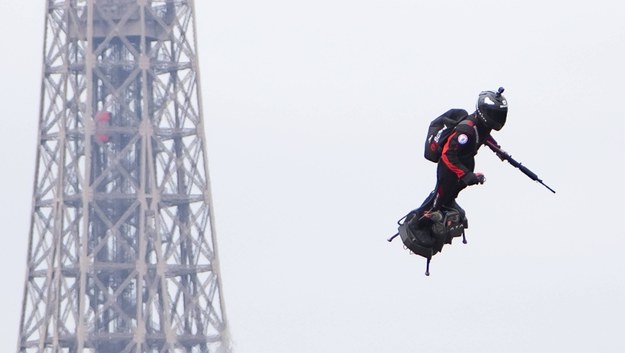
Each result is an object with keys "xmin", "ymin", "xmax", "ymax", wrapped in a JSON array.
[{"xmin": 424, "ymin": 109, "xmax": 468, "ymax": 163}]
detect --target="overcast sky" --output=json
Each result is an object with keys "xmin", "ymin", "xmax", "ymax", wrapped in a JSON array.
[{"xmin": 1, "ymin": 1, "xmax": 624, "ymax": 353}]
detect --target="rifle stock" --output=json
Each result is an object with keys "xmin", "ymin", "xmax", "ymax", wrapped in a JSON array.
[{"xmin": 485, "ymin": 140, "xmax": 556, "ymax": 194}]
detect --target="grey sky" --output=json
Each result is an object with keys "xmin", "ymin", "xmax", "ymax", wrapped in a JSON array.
[{"xmin": 1, "ymin": 1, "xmax": 624, "ymax": 353}]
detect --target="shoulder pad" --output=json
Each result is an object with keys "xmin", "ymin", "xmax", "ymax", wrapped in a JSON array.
[{"xmin": 454, "ymin": 120, "xmax": 476, "ymax": 134}]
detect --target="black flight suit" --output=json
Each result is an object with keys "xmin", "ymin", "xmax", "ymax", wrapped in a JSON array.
[{"xmin": 416, "ymin": 112, "xmax": 495, "ymax": 220}]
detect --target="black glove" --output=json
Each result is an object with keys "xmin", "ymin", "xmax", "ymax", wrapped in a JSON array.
[{"xmin": 461, "ymin": 172, "xmax": 486, "ymax": 186}]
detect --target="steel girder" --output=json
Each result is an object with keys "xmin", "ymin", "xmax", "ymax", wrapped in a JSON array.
[{"xmin": 18, "ymin": 1, "xmax": 230, "ymax": 352}]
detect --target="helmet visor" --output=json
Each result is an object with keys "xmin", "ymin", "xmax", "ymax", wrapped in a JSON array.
[{"xmin": 484, "ymin": 107, "xmax": 507, "ymax": 130}]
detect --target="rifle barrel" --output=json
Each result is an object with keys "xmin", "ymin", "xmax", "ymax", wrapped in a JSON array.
[{"xmin": 485, "ymin": 140, "xmax": 556, "ymax": 194}]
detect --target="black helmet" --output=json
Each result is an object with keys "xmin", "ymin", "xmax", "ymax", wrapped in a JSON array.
[{"xmin": 476, "ymin": 87, "xmax": 508, "ymax": 131}]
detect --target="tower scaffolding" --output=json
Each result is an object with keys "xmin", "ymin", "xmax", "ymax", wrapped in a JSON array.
[{"xmin": 17, "ymin": 1, "xmax": 231, "ymax": 352}]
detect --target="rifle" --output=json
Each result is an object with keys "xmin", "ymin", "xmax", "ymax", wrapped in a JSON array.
[{"xmin": 485, "ymin": 140, "xmax": 556, "ymax": 194}]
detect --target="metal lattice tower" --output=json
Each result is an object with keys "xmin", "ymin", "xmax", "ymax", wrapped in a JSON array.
[{"xmin": 17, "ymin": 1, "xmax": 230, "ymax": 352}]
